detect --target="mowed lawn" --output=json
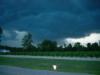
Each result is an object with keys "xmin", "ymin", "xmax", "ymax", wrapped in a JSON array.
[{"xmin": 0, "ymin": 57, "xmax": 100, "ymax": 75}]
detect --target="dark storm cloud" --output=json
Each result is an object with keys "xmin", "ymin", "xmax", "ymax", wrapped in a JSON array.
[{"xmin": 0, "ymin": 0, "xmax": 100, "ymax": 43}]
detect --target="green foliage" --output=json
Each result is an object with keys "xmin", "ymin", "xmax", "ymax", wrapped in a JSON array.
[
  {"xmin": 38, "ymin": 40, "xmax": 57, "ymax": 51},
  {"xmin": 0, "ymin": 30, "xmax": 100, "ymax": 57},
  {"xmin": 22, "ymin": 33, "xmax": 33, "ymax": 50},
  {"xmin": 73, "ymin": 42, "xmax": 84, "ymax": 51},
  {"xmin": 0, "ymin": 57, "xmax": 100, "ymax": 75}
]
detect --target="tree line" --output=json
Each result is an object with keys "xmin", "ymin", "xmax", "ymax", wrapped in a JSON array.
[
  {"xmin": 21, "ymin": 31, "xmax": 100, "ymax": 52},
  {"xmin": 0, "ymin": 27, "xmax": 100, "ymax": 52}
]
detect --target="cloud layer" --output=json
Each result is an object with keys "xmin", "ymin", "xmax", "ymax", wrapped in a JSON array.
[
  {"xmin": 2, "ymin": 30, "xmax": 27, "ymax": 47},
  {"xmin": 65, "ymin": 33, "xmax": 100, "ymax": 46},
  {"xmin": 0, "ymin": 0, "xmax": 100, "ymax": 47}
]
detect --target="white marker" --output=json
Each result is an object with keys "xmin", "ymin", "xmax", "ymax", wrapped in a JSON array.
[{"xmin": 52, "ymin": 65, "xmax": 57, "ymax": 71}]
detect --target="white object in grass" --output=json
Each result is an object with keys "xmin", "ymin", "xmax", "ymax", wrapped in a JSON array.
[{"xmin": 52, "ymin": 65, "xmax": 57, "ymax": 70}]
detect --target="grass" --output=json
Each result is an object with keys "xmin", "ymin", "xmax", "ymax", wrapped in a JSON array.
[
  {"xmin": 1, "ymin": 51, "xmax": 100, "ymax": 57},
  {"xmin": 0, "ymin": 57, "xmax": 100, "ymax": 75}
]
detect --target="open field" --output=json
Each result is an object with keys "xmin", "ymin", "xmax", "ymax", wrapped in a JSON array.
[
  {"xmin": 0, "ymin": 51, "xmax": 100, "ymax": 57},
  {"xmin": 0, "ymin": 56, "xmax": 100, "ymax": 75}
]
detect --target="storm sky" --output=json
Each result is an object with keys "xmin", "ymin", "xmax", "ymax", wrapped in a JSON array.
[{"xmin": 0, "ymin": 0, "xmax": 100, "ymax": 47}]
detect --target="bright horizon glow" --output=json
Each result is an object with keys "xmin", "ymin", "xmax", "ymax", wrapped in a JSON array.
[{"xmin": 64, "ymin": 33, "xmax": 100, "ymax": 46}]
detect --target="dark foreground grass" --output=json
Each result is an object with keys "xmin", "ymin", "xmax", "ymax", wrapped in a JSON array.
[{"xmin": 0, "ymin": 57, "xmax": 100, "ymax": 75}]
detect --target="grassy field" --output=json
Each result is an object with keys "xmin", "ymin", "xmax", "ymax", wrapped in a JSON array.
[
  {"xmin": 0, "ymin": 57, "xmax": 100, "ymax": 75},
  {"xmin": 1, "ymin": 51, "xmax": 100, "ymax": 57}
]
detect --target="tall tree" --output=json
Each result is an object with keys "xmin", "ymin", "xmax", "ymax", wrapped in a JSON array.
[
  {"xmin": 87, "ymin": 43, "xmax": 92, "ymax": 50},
  {"xmin": 73, "ymin": 42, "xmax": 83, "ymax": 51},
  {"xmin": 22, "ymin": 33, "xmax": 33, "ymax": 50},
  {"xmin": 39, "ymin": 40, "xmax": 57, "ymax": 51},
  {"xmin": 91, "ymin": 42, "xmax": 99, "ymax": 51},
  {"xmin": 67, "ymin": 44, "xmax": 73, "ymax": 51}
]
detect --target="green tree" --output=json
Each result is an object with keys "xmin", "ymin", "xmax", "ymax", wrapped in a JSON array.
[
  {"xmin": 67, "ymin": 44, "xmax": 72, "ymax": 48},
  {"xmin": 91, "ymin": 42, "xmax": 99, "ymax": 51},
  {"xmin": 87, "ymin": 43, "xmax": 92, "ymax": 50},
  {"xmin": 67, "ymin": 44, "xmax": 73, "ymax": 51},
  {"xmin": 22, "ymin": 33, "xmax": 33, "ymax": 51},
  {"xmin": 73, "ymin": 42, "xmax": 83, "ymax": 51},
  {"xmin": 39, "ymin": 40, "xmax": 57, "ymax": 51}
]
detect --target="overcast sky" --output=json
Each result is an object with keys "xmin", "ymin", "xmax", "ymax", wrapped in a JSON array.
[{"xmin": 0, "ymin": 0, "xmax": 100, "ymax": 47}]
